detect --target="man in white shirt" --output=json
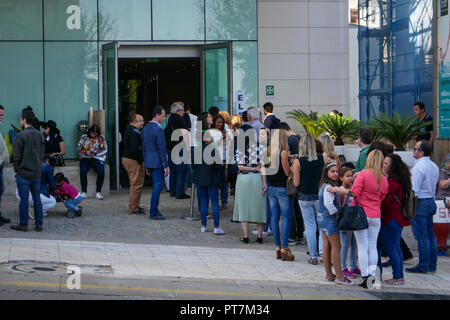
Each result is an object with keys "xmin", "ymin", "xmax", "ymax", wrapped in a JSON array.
[{"xmin": 406, "ymin": 140, "xmax": 439, "ymax": 274}]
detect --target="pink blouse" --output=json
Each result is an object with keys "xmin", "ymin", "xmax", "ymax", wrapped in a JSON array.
[{"xmin": 351, "ymin": 169, "xmax": 388, "ymax": 219}]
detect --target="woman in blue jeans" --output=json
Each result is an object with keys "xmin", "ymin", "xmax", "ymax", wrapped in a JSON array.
[
  {"xmin": 267, "ymin": 130, "xmax": 297, "ymax": 260},
  {"xmin": 380, "ymin": 154, "xmax": 412, "ymax": 285},
  {"xmin": 295, "ymin": 134, "xmax": 324, "ymax": 265}
]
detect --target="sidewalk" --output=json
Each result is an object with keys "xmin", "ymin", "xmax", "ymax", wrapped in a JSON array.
[{"xmin": 0, "ymin": 189, "xmax": 449, "ymax": 296}]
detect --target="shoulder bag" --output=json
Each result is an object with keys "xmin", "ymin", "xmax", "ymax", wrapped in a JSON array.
[
  {"xmin": 393, "ymin": 190, "xmax": 417, "ymax": 219},
  {"xmin": 337, "ymin": 191, "xmax": 368, "ymax": 231}
]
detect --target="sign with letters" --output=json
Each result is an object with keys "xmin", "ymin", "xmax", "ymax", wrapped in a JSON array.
[{"xmin": 235, "ymin": 90, "xmax": 246, "ymax": 112}]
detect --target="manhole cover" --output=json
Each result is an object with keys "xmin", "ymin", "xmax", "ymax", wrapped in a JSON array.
[{"xmin": 32, "ymin": 267, "xmax": 56, "ymax": 272}]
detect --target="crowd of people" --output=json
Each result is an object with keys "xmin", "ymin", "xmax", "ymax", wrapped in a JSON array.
[{"xmin": 0, "ymin": 100, "xmax": 447, "ymax": 290}]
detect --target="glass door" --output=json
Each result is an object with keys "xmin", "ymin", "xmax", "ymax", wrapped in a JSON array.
[
  {"xmin": 201, "ymin": 42, "xmax": 232, "ymax": 113},
  {"xmin": 102, "ymin": 42, "xmax": 120, "ymax": 190}
]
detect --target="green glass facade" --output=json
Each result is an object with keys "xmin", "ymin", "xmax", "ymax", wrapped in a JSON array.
[{"xmin": 0, "ymin": 0, "xmax": 258, "ymax": 159}]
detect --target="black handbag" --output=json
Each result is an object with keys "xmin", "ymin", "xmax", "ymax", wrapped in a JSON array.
[{"xmin": 337, "ymin": 191, "xmax": 368, "ymax": 231}]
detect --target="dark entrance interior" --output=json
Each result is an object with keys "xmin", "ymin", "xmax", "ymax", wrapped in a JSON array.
[
  {"xmin": 118, "ymin": 57, "xmax": 201, "ymax": 134},
  {"xmin": 118, "ymin": 57, "xmax": 201, "ymax": 187}
]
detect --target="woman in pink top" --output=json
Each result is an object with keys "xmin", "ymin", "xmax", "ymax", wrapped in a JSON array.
[{"xmin": 351, "ymin": 150, "xmax": 388, "ymax": 287}]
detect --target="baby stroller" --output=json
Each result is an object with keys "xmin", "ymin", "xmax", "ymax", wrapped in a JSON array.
[{"xmin": 53, "ymin": 191, "xmax": 82, "ymax": 217}]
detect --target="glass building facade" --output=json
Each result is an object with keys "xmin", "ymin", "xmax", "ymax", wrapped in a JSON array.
[
  {"xmin": 0, "ymin": 0, "xmax": 258, "ymax": 159},
  {"xmin": 358, "ymin": 0, "xmax": 434, "ymax": 121}
]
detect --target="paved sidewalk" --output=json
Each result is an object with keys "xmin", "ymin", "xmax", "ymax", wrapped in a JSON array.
[{"xmin": 0, "ymin": 189, "xmax": 449, "ymax": 296}]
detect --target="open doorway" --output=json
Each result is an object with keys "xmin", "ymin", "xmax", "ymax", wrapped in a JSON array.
[
  {"xmin": 118, "ymin": 57, "xmax": 201, "ymax": 134},
  {"xmin": 117, "ymin": 57, "xmax": 201, "ymax": 187}
]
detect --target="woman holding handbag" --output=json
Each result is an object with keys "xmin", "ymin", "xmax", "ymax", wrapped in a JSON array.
[
  {"xmin": 327, "ymin": 150, "xmax": 388, "ymax": 288},
  {"xmin": 266, "ymin": 129, "xmax": 297, "ymax": 260}
]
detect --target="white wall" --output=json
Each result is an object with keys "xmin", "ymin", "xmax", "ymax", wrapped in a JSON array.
[
  {"xmin": 349, "ymin": 24, "xmax": 359, "ymax": 120},
  {"xmin": 258, "ymin": 0, "xmax": 349, "ymax": 134}
]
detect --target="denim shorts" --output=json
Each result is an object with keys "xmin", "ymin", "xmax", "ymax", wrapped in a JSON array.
[{"xmin": 317, "ymin": 214, "xmax": 339, "ymax": 236}]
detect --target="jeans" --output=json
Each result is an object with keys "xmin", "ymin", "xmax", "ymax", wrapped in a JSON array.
[
  {"xmin": 16, "ymin": 174, "xmax": 43, "ymax": 227},
  {"xmin": 380, "ymin": 219, "xmax": 404, "ymax": 279},
  {"xmin": 354, "ymin": 217, "xmax": 381, "ymax": 277},
  {"xmin": 411, "ymin": 198, "xmax": 438, "ymax": 272},
  {"xmin": 66, "ymin": 195, "xmax": 83, "ymax": 217},
  {"xmin": 269, "ymin": 186, "xmax": 293, "ymax": 248},
  {"xmin": 340, "ymin": 231, "xmax": 358, "ymax": 270},
  {"xmin": 198, "ymin": 186, "xmax": 220, "ymax": 228},
  {"xmin": 79, "ymin": 158, "xmax": 105, "ymax": 193},
  {"xmin": 168, "ymin": 150, "xmax": 187, "ymax": 197},
  {"xmin": 149, "ymin": 168, "xmax": 165, "ymax": 217},
  {"xmin": 299, "ymin": 200, "xmax": 323, "ymax": 258},
  {"xmin": 218, "ymin": 164, "xmax": 228, "ymax": 206}
]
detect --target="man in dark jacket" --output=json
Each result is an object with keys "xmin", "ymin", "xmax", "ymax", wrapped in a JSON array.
[
  {"xmin": 11, "ymin": 109, "xmax": 45, "ymax": 232},
  {"xmin": 122, "ymin": 113, "xmax": 145, "ymax": 214},
  {"xmin": 164, "ymin": 101, "xmax": 190, "ymax": 199},
  {"xmin": 263, "ymin": 102, "xmax": 280, "ymax": 130},
  {"xmin": 142, "ymin": 106, "xmax": 169, "ymax": 220}
]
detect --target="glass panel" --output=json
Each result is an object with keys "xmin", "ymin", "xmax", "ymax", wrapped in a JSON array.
[
  {"xmin": 99, "ymin": 0, "xmax": 152, "ymax": 40},
  {"xmin": 206, "ymin": 0, "xmax": 257, "ymax": 41},
  {"xmin": 44, "ymin": 42, "xmax": 98, "ymax": 159},
  {"xmin": 44, "ymin": 0, "xmax": 97, "ymax": 40},
  {"xmin": 232, "ymin": 42, "xmax": 258, "ymax": 114},
  {"xmin": 0, "ymin": 42, "xmax": 44, "ymax": 139},
  {"xmin": 103, "ymin": 44, "xmax": 118, "ymax": 189},
  {"xmin": 204, "ymin": 48, "xmax": 229, "ymax": 112},
  {"xmin": 0, "ymin": 0, "xmax": 43, "ymax": 40},
  {"xmin": 153, "ymin": 0, "xmax": 204, "ymax": 40}
]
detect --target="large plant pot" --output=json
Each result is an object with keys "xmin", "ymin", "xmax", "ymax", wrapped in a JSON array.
[{"xmin": 393, "ymin": 150, "xmax": 415, "ymax": 167}]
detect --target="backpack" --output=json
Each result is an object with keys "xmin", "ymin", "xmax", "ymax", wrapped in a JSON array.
[{"xmin": 393, "ymin": 190, "xmax": 417, "ymax": 219}]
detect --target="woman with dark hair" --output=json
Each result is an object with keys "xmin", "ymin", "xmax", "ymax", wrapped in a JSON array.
[
  {"xmin": 379, "ymin": 153, "xmax": 412, "ymax": 286},
  {"xmin": 77, "ymin": 124, "xmax": 107, "ymax": 200},
  {"xmin": 40, "ymin": 120, "xmax": 65, "ymax": 166}
]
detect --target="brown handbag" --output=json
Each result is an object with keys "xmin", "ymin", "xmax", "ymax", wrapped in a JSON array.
[{"xmin": 286, "ymin": 173, "xmax": 298, "ymax": 196}]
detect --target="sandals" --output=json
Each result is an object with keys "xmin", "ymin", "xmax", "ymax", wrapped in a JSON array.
[
  {"xmin": 308, "ymin": 258, "xmax": 319, "ymax": 265},
  {"xmin": 325, "ymin": 274, "xmax": 336, "ymax": 282},
  {"xmin": 281, "ymin": 248, "xmax": 295, "ymax": 261}
]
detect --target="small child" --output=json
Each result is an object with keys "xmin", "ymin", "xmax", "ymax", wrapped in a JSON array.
[
  {"xmin": 54, "ymin": 173, "xmax": 83, "ymax": 218},
  {"xmin": 337, "ymin": 167, "xmax": 360, "ymax": 278},
  {"xmin": 317, "ymin": 163, "xmax": 353, "ymax": 285}
]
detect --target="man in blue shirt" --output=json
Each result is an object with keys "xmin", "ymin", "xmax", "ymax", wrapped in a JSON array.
[
  {"xmin": 406, "ymin": 140, "xmax": 440, "ymax": 274},
  {"xmin": 142, "ymin": 106, "xmax": 169, "ymax": 220}
]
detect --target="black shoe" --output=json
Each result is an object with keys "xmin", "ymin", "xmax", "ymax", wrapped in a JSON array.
[
  {"xmin": 0, "ymin": 215, "xmax": 10, "ymax": 224},
  {"xmin": 34, "ymin": 226, "xmax": 43, "ymax": 232},
  {"xmin": 176, "ymin": 194, "xmax": 190, "ymax": 199},
  {"xmin": 405, "ymin": 266, "xmax": 428, "ymax": 274},
  {"xmin": 149, "ymin": 214, "xmax": 166, "ymax": 220},
  {"xmin": 240, "ymin": 237, "xmax": 249, "ymax": 244},
  {"xmin": 10, "ymin": 224, "xmax": 28, "ymax": 232},
  {"xmin": 256, "ymin": 237, "xmax": 263, "ymax": 244},
  {"xmin": 131, "ymin": 208, "xmax": 144, "ymax": 214},
  {"xmin": 76, "ymin": 206, "xmax": 83, "ymax": 217}
]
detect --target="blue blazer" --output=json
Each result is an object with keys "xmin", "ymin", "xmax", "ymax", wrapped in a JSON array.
[{"xmin": 142, "ymin": 122, "xmax": 169, "ymax": 169}]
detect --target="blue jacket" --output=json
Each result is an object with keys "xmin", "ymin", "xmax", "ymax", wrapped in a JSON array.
[
  {"xmin": 41, "ymin": 163, "xmax": 56, "ymax": 197},
  {"xmin": 142, "ymin": 121, "xmax": 169, "ymax": 169}
]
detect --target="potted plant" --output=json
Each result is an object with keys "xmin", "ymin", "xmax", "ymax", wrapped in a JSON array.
[
  {"xmin": 286, "ymin": 110, "xmax": 325, "ymax": 138},
  {"xmin": 318, "ymin": 113, "xmax": 361, "ymax": 145},
  {"xmin": 367, "ymin": 112, "xmax": 433, "ymax": 151}
]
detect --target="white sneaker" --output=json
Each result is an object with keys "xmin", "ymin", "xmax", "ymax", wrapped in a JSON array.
[
  {"xmin": 213, "ymin": 228, "xmax": 225, "ymax": 235},
  {"xmin": 80, "ymin": 192, "xmax": 88, "ymax": 199},
  {"xmin": 251, "ymin": 230, "xmax": 258, "ymax": 236},
  {"xmin": 95, "ymin": 192, "xmax": 104, "ymax": 200},
  {"xmin": 201, "ymin": 227, "xmax": 208, "ymax": 233},
  {"xmin": 28, "ymin": 207, "xmax": 34, "ymax": 220},
  {"xmin": 262, "ymin": 230, "xmax": 273, "ymax": 237}
]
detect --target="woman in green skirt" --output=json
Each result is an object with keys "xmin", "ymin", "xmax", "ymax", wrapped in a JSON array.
[{"xmin": 232, "ymin": 124, "xmax": 267, "ymax": 244}]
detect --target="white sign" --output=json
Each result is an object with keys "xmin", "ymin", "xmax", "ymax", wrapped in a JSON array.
[{"xmin": 235, "ymin": 89, "xmax": 246, "ymax": 112}]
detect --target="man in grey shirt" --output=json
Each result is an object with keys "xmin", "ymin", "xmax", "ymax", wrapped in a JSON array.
[{"xmin": 11, "ymin": 109, "xmax": 45, "ymax": 232}]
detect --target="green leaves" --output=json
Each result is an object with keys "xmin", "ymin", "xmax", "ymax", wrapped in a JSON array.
[
  {"xmin": 286, "ymin": 110, "xmax": 325, "ymax": 139},
  {"xmin": 367, "ymin": 112, "xmax": 432, "ymax": 151},
  {"xmin": 318, "ymin": 114, "xmax": 361, "ymax": 145}
]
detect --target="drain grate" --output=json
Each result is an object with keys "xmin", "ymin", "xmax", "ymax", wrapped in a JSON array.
[
  {"xmin": 32, "ymin": 267, "xmax": 56, "ymax": 272},
  {"xmin": 0, "ymin": 261, "xmax": 113, "ymax": 275}
]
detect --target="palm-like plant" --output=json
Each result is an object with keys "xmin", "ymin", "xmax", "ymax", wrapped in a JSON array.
[
  {"xmin": 367, "ymin": 112, "xmax": 433, "ymax": 151},
  {"xmin": 286, "ymin": 110, "xmax": 325, "ymax": 138},
  {"xmin": 318, "ymin": 114, "xmax": 361, "ymax": 145}
]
